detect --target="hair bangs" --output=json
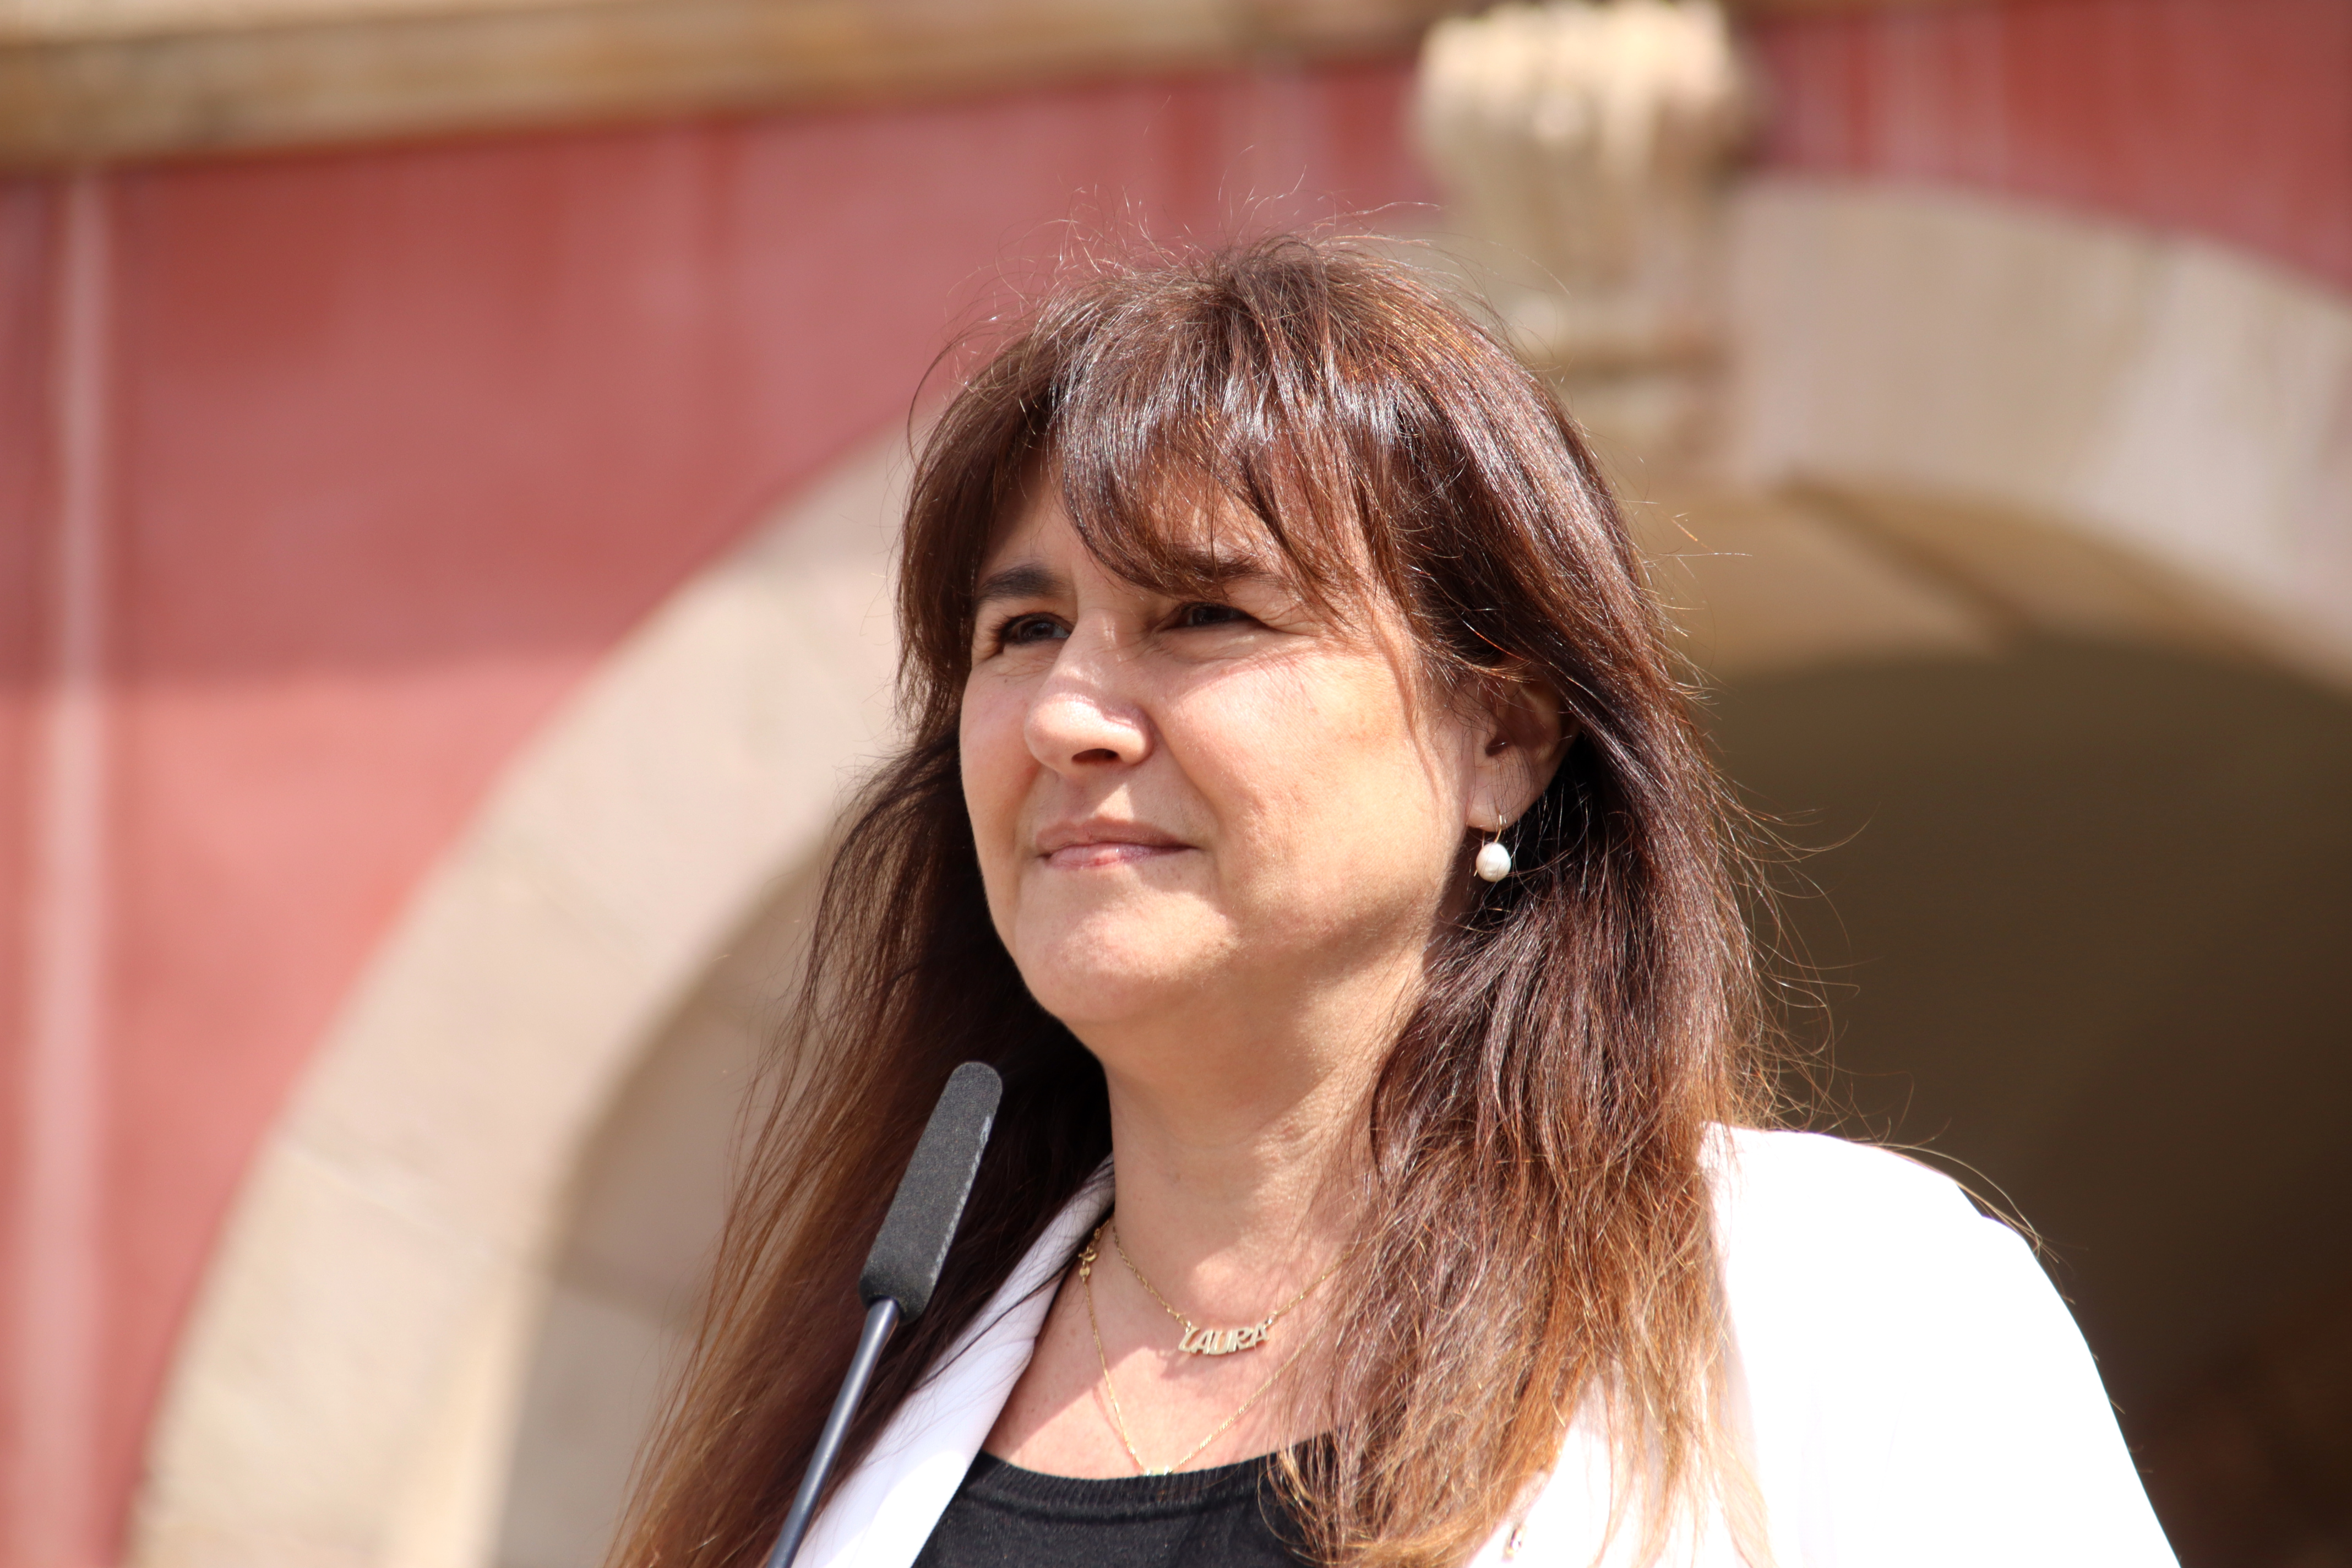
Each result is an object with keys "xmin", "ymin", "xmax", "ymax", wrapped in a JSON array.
[{"xmin": 1043, "ymin": 242, "xmax": 1432, "ymax": 633}]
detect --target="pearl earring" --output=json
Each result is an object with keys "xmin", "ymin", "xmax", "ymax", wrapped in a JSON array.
[{"xmin": 1474, "ymin": 830, "xmax": 1513, "ymax": 882}]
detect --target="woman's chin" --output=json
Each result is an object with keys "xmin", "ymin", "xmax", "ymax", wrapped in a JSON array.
[{"xmin": 1010, "ymin": 919, "xmax": 1226, "ymax": 1031}]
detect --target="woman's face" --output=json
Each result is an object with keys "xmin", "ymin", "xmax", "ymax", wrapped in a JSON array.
[{"xmin": 959, "ymin": 484, "xmax": 1505, "ymax": 1061}]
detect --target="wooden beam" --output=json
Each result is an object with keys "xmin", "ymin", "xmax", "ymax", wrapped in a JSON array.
[
  {"xmin": 0, "ymin": 0, "xmax": 2008, "ymax": 168},
  {"xmin": 0, "ymin": 0, "xmax": 1429, "ymax": 166}
]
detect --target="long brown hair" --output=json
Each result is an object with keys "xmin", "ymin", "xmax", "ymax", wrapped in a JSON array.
[{"xmin": 610, "ymin": 235, "xmax": 1768, "ymax": 1568}]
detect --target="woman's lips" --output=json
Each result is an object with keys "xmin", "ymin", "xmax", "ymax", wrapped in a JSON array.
[
  {"xmin": 1042, "ymin": 840, "xmax": 1187, "ymax": 871},
  {"xmin": 1035, "ymin": 828, "xmax": 1189, "ymax": 870}
]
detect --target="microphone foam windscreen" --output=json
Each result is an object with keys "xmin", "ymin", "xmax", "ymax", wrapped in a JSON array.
[{"xmin": 857, "ymin": 1061, "xmax": 1003, "ymax": 1321}]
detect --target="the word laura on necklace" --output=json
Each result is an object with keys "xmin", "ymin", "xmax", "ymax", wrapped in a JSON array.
[
  {"xmin": 1079, "ymin": 1223, "xmax": 1316, "ymax": 1478},
  {"xmin": 1108, "ymin": 1218, "xmax": 1343, "ymax": 1357},
  {"xmin": 1183, "ymin": 1322, "xmax": 1267, "ymax": 1357}
]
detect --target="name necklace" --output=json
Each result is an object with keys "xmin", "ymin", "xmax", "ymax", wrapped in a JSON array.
[{"xmin": 1108, "ymin": 1217, "xmax": 1344, "ymax": 1356}]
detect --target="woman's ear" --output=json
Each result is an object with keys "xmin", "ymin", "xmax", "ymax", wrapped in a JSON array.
[{"xmin": 1468, "ymin": 667, "xmax": 1572, "ymax": 830}]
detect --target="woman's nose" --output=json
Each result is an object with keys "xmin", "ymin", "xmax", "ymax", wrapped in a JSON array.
[{"xmin": 1023, "ymin": 633, "xmax": 1148, "ymax": 772}]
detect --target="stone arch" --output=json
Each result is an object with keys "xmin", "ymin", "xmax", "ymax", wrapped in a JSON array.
[
  {"xmin": 131, "ymin": 432, "xmax": 914, "ymax": 1568},
  {"xmin": 1685, "ymin": 180, "xmax": 2352, "ymax": 1550},
  {"xmin": 1698, "ymin": 177, "xmax": 2352, "ymax": 691},
  {"xmin": 129, "ymin": 181, "xmax": 2352, "ymax": 1568}
]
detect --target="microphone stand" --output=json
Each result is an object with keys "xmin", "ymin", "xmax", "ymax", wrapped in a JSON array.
[
  {"xmin": 755, "ymin": 1060, "xmax": 1001, "ymax": 1568},
  {"xmin": 760, "ymin": 1298, "xmax": 899, "ymax": 1568}
]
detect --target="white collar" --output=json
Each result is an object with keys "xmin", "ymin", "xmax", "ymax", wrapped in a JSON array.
[{"xmin": 793, "ymin": 1163, "xmax": 1580, "ymax": 1568}]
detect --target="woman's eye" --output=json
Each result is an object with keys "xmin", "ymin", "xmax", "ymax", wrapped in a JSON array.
[
  {"xmin": 997, "ymin": 613, "xmax": 1068, "ymax": 647},
  {"xmin": 1173, "ymin": 601, "xmax": 1252, "ymax": 630}
]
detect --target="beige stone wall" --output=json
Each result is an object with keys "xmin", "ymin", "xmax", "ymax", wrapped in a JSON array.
[
  {"xmin": 490, "ymin": 858, "xmax": 823, "ymax": 1568},
  {"xmin": 1717, "ymin": 178, "xmax": 2352, "ymax": 692}
]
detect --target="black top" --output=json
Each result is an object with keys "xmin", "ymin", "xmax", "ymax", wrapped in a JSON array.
[{"xmin": 909, "ymin": 1450, "xmax": 1310, "ymax": 1568}]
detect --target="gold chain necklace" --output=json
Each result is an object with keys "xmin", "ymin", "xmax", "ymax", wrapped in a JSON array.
[
  {"xmin": 1108, "ymin": 1218, "xmax": 1343, "ymax": 1355},
  {"xmin": 1078, "ymin": 1222, "xmax": 1314, "ymax": 1476}
]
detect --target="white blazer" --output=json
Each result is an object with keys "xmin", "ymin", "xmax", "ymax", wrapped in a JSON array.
[{"xmin": 798, "ymin": 1129, "xmax": 2179, "ymax": 1567}]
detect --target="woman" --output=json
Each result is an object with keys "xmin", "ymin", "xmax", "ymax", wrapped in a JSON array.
[{"xmin": 613, "ymin": 237, "xmax": 2175, "ymax": 1567}]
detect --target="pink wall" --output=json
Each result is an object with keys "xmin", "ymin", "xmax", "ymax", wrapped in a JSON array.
[
  {"xmin": 0, "ymin": 0, "xmax": 2346, "ymax": 1559},
  {"xmin": 0, "ymin": 181, "xmax": 49, "ymax": 1564},
  {"xmin": 1752, "ymin": 0, "xmax": 2352, "ymax": 293}
]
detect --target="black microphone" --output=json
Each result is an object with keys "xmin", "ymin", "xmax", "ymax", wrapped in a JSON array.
[{"xmin": 761, "ymin": 1061, "xmax": 1003, "ymax": 1568}]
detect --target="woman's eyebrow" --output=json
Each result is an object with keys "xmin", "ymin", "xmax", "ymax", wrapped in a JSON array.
[
  {"xmin": 972, "ymin": 551, "xmax": 1283, "ymax": 614},
  {"xmin": 972, "ymin": 561, "xmax": 1065, "ymax": 608},
  {"xmin": 1149, "ymin": 542, "xmax": 1287, "ymax": 594}
]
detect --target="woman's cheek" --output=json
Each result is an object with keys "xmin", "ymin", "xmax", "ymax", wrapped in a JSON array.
[{"xmin": 959, "ymin": 685, "xmax": 1027, "ymax": 865}]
